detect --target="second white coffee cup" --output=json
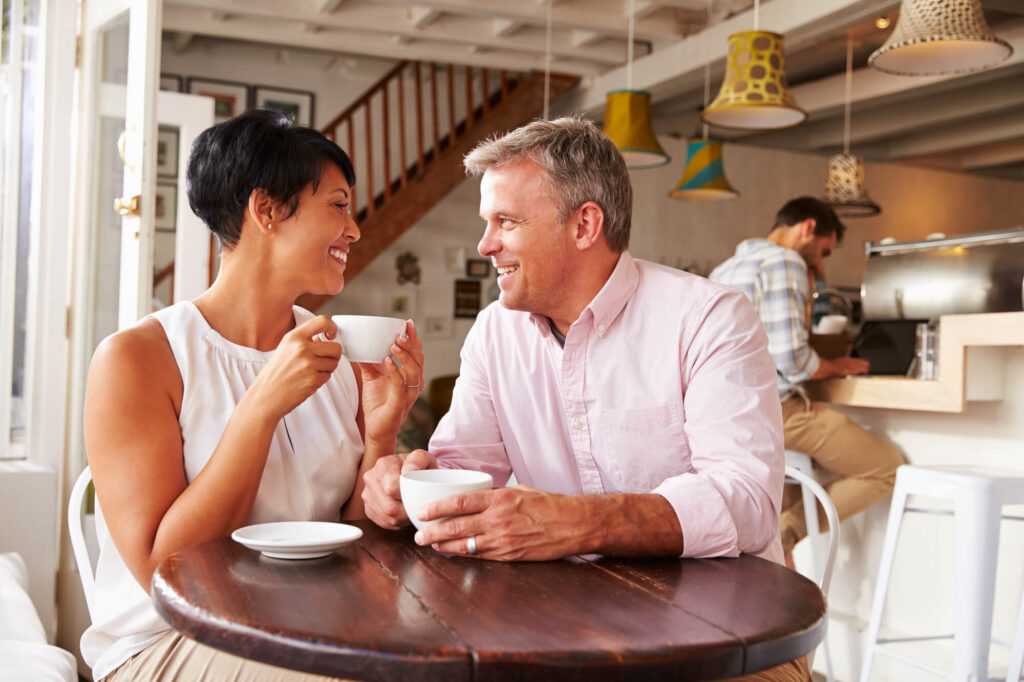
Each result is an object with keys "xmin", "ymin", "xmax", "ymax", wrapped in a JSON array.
[
  {"xmin": 400, "ymin": 469, "xmax": 493, "ymax": 530},
  {"xmin": 330, "ymin": 315, "xmax": 406, "ymax": 363}
]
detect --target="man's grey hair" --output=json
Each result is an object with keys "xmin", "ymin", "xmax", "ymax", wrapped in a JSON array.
[{"xmin": 463, "ymin": 116, "xmax": 632, "ymax": 253}]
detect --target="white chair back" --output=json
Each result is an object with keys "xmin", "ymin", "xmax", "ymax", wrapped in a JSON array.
[
  {"xmin": 785, "ymin": 463, "xmax": 840, "ymax": 682},
  {"xmin": 67, "ymin": 465, "xmax": 98, "ymax": 621}
]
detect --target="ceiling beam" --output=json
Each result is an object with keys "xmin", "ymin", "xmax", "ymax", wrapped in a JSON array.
[
  {"xmin": 857, "ymin": 108, "xmax": 1024, "ymax": 159},
  {"xmin": 316, "ymin": 0, "xmax": 346, "ymax": 13},
  {"xmin": 568, "ymin": 0, "xmax": 896, "ymax": 112},
  {"xmin": 408, "ymin": 7, "xmax": 442, "ymax": 29},
  {"xmin": 165, "ymin": 0, "xmax": 624, "ymax": 68},
  {"xmin": 737, "ymin": 69, "xmax": 1024, "ymax": 151},
  {"xmin": 908, "ymin": 137, "xmax": 1024, "ymax": 171},
  {"xmin": 162, "ymin": 5, "xmax": 606, "ymax": 76},
  {"xmin": 329, "ymin": 0, "xmax": 683, "ymax": 41}
]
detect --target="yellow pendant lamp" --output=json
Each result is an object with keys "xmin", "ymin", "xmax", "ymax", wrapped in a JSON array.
[
  {"xmin": 701, "ymin": 29, "xmax": 806, "ymax": 130},
  {"xmin": 602, "ymin": 0, "xmax": 669, "ymax": 169},
  {"xmin": 824, "ymin": 36, "xmax": 880, "ymax": 218},
  {"xmin": 869, "ymin": 0, "xmax": 1013, "ymax": 76},
  {"xmin": 604, "ymin": 90, "xmax": 670, "ymax": 169},
  {"xmin": 669, "ymin": 137, "xmax": 738, "ymax": 201}
]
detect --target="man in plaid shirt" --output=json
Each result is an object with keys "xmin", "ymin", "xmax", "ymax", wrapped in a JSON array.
[{"xmin": 710, "ymin": 197, "xmax": 904, "ymax": 561}]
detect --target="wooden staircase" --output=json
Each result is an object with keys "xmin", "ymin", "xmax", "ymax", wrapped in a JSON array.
[{"xmin": 296, "ymin": 61, "xmax": 578, "ymax": 312}]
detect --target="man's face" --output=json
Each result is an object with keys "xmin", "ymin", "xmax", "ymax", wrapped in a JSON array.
[
  {"xmin": 797, "ymin": 232, "xmax": 838, "ymax": 275},
  {"xmin": 477, "ymin": 160, "xmax": 575, "ymax": 317}
]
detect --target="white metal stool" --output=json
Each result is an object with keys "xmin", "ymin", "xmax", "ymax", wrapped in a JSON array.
[
  {"xmin": 1008, "ymin": 589, "xmax": 1024, "ymax": 682},
  {"xmin": 860, "ymin": 465, "xmax": 1024, "ymax": 682},
  {"xmin": 785, "ymin": 449, "xmax": 836, "ymax": 682}
]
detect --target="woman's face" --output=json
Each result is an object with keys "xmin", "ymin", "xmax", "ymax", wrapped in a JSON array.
[{"xmin": 277, "ymin": 162, "xmax": 360, "ymax": 297}]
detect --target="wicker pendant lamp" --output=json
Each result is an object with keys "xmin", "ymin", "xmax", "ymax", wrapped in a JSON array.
[
  {"xmin": 824, "ymin": 36, "xmax": 880, "ymax": 218},
  {"xmin": 701, "ymin": 0, "xmax": 805, "ymax": 130},
  {"xmin": 603, "ymin": 0, "xmax": 670, "ymax": 168},
  {"xmin": 869, "ymin": 0, "xmax": 1012, "ymax": 75}
]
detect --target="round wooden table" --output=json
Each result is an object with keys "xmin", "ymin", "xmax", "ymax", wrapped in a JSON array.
[{"xmin": 152, "ymin": 521, "xmax": 825, "ymax": 681}]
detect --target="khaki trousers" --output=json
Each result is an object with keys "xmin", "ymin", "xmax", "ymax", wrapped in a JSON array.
[
  {"xmin": 104, "ymin": 630, "xmax": 350, "ymax": 681},
  {"xmin": 106, "ymin": 630, "xmax": 808, "ymax": 681},
  {"xmin": 779, "ymin": 398, "xmax": 905, "ymax": 553}
]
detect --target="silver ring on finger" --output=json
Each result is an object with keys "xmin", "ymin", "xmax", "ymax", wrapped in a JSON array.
[
  {"xmin": 405, "ymin": 379, "xmax": 421, "ymax": 389},
  {"xmin": 467, "ymin": 535, "xmax": 478, "ymax": 556}
]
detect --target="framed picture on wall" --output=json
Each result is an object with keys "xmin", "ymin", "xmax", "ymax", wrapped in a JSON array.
[
  {"xmin": 156, "ymin": 127, "xmax": 179, "ymax": 178},
  {"xmin": 187, "ymin": 77, "xmax": 249, "ymax": 123},
  {"xmin": 465, "ymin": 258, "xmax": 491, "ymax": 278},
  {"xmin": 155, "ymin": 182, "xmax": 177, "ymax": 232},
  {"xmin": 454, "ymin": 279, "xmax": 481, "ymax": 318},
  {"xmin": 160, "ymin": 73, "xmax": 184, "ymax": 92},
  {"xmin": 253, "ymin": 85, "xmax": 315, "ymax": 126}
]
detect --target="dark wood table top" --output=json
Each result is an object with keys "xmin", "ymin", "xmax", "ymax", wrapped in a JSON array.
[{"xmin": 152, "ymin": 521, "xmax": 825, "ymax": 681}]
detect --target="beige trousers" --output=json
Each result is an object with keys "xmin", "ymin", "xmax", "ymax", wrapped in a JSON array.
[
  {"xmin": 106, "ymin": 630, "xmax": 808, "ymax": 681},
  {"xmin": 779, "ymin": 398, "xmax": 905, "ymax": 553},
  {"xmin": 103, "ymin": 630, "xmax": 350, "ymax": 681},
  {"xmin": 724, "ymin": 656, "xmax": 810, "ymax": 682}
]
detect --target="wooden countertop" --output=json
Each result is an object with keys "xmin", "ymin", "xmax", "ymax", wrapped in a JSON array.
[{"xmin": 805, "ymin": 312, "xmax": 1024, "ymax": 412}]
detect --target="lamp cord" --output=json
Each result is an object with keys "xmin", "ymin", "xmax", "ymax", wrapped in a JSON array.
[
  {"xmin": 843, "ymin": 33, "xmax": 852, "ymax": 155},
  {"xmin": 627, "ymin": 0, "xmax": 634, "ymax": 90},
  {"xmin": 753, "ymin": 0, "xmax": 759, "ymax": 32},
  {"xmin": 702, "ymin": 0, "xmax": 712, "ymax": 139},
  {"xmin": 543, "ymin": 0, "xmax": 552, "ymax": 120}
]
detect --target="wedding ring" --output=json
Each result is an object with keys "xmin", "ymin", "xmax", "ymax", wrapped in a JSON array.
[
  {"xmin": 405, "ymin": 380, "xmax": 421, "ymax": 389},
  {"xmin": 467, "ymin": 535, "xmax": 478, "ymax": 556}
]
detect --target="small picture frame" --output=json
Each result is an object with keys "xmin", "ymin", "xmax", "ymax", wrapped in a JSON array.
[
  {"xmin": 253, "ymin": 85, "xmax": 315, "ymax": 126},
  {"xmin": 422, "ymin": 316, "xmax": 453, "ymax": 339},
  {"xmin": 159, "ymin": 73, "xmax": 184, "ymax": 92},
  {"xmin": 389, "ymin": 293, "xmax": 415, "ymax": 317},
  {"xmin": 466, "ymin": 258, "xmax": 491, "ymax": 278},
  {"xmin": 454, "ymin": 279, "xmax": 481, "ymax": 318},
  {"xmin": 444, "ymin": 246, "xmax": 466, "ymax": 275},
  {"xmin": 155, "ymin": 182, "xmax": 178, "ymax": 232},
  {"xmin": 156, "ymin": 127, "xmax": 179, "ymax": 178},
  {"xmin": 187, "ymin": 77, "xmax": 250, "ymax": 123}
]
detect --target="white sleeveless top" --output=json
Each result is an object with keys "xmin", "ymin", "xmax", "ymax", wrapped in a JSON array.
[{"xmin": 81, "ymin": 301, "xmax": 362, "ymax": 680}]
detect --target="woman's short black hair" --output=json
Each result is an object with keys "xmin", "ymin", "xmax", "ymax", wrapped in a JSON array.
[{"xmin": 186, "ymin": 109, "xmax": 356, "ymax": 248}]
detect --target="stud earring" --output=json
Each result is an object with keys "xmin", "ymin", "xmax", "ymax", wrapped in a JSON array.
[{"xmin": 266, "ymin": 223, "xmax": 273, "ymax": 230}]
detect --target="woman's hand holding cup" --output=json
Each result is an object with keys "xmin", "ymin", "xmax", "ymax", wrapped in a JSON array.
[{"xmin": 244, "ymin": 315, "xmax": 342, "ymax": 422}]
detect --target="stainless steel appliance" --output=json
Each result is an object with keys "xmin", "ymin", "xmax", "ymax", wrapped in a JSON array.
[
  {"xmin": 853, "ymin": 227, "xmax": 1024, "ymax": 374},
  {"xmin": 860, "ymin": 227, "xmax": 1024, "ymax": 321}
]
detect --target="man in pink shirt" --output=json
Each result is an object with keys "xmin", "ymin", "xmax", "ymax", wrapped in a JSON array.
[
  {"xmin": 362, "ymin": 116, "xmax": 807, "ymax": 680},
  {"xmin": 364, "ymin": 115, "xmax": 786, "ymax": 563}
]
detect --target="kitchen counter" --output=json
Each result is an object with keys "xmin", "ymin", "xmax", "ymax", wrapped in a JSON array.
[{"xmin": 805, "ymin": 311, "xmax": 1024, "ymax": 412}]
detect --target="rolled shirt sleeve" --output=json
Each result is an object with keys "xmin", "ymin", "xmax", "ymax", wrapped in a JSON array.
[{"xmin": 653, "ymin": 289, "xmax": 784, "ymax": 559}]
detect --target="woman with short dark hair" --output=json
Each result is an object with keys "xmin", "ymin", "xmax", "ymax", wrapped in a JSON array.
[{"xmin": 81, "ymin": 109, "xmax": 422, "ymax": 681}]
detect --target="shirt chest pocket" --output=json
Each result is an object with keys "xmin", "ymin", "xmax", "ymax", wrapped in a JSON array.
[{"xmin": 596, "ymin": 404, "xmax": 689, "ymax": 492}]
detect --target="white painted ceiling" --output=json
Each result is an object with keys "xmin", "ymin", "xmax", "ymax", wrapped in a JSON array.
[{"xmin": 163, "ymin": 0, "xmax": 1024, "ymax": 180}]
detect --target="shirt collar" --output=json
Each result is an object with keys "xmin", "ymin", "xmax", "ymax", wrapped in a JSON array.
[{"xmin": 527, "ymin": 251, "xmax": 638, "ymax": 339}]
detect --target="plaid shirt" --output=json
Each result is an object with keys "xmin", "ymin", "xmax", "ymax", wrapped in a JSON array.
[{"xmin": 709, "ymin": 239, "xmax": 820, "ymax": 401}]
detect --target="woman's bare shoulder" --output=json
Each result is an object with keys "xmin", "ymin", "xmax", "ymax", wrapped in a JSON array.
[{"xmin": 88, "ymin": 317, "xmax": 181, "ymax": 396}]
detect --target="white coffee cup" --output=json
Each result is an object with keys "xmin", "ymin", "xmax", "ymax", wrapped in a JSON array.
[
  {"xmin": 400, "ymin": 469, "xmax": 493, "ymax": 530},
  {"xmin": 330, "ymin": 315, "xmax": 406, "ymax": 363},
  {"xmin": 814, "ymin": 314, "xmax": 848, "ymax": 335}
]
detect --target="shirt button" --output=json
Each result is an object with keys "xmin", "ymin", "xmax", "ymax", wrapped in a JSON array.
[
  {"xmin": 572, "ymin": 418, "xmax": 583, "ymax": 430},
  {"xmin": 589, "ymin": 487, "xmax": 598, "ymax": 494},
  {"xmin": 598, "ymin": 324, "xmax": 606, "ymax": 333}
]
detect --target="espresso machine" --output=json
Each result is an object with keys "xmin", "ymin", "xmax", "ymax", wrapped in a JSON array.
[{"xmin": 853, "ymin": 227, "xmax": 1024, "ymax": 375}]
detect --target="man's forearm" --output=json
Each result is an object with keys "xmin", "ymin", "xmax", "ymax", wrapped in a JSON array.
[{"xmin": 581, "ymin": 493, "xmax": 684, "ymax": 557}]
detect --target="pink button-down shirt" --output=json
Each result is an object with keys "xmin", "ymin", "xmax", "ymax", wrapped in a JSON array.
[{"xmin": 430, "ymin": 251, "xmax": 784, "ymax": 562}]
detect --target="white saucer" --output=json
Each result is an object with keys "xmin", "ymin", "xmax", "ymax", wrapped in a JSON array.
[{"xmin": 231, "ymin": 522, "xmax": 363, "ymax": 560}]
